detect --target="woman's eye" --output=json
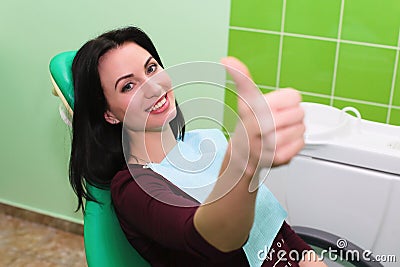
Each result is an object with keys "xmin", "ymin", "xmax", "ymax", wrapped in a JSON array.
[
  {"xmin": 146, "ymin": 63, "xmax": 157, "ymax": 75},
  {"xmin": 121, "ymin": 82, "xmax": 135, "ymax": 92}
]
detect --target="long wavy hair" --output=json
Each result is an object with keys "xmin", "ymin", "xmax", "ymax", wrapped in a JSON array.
[{"xmin": 70, "ymin": 26, "xmax": 185, "ymax": 212}]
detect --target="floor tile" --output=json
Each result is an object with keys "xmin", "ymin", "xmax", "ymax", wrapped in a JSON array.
[{"xmin": 0, "ymin": 213, "xmax": 87, "ymax": 267}]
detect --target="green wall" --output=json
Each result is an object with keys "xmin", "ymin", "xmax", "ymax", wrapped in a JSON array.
[
  {"xmin": 0, "ymin": 0, "xmax": 230, "ymax": 223},
  {"xmin": 225, "ymin": 0, "xmax": 400, "ymax": 131}
]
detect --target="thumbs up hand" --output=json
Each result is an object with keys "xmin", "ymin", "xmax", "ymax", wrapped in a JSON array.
[
  {"xmin": 221, "ymin": 57, "xmax": 305, "ymax": 176},
  {"xmin": 192, "ymin": 58, "xmax": 307, "ymax": 251}
]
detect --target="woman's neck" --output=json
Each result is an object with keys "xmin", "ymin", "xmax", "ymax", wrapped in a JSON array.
[{"xmin": 127, "ymin": 126, "xmax": 177, "ymax": 164}]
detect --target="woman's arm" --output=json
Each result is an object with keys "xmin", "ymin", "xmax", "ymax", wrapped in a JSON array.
[
  {"xmin": 111, "ymin": 168, "xmax": 244, "ymax": 262},
  {"xmin": 194, "ymin": 57, "xmax": 305, "ymax": 252}
]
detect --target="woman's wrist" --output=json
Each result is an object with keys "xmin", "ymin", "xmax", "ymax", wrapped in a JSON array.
[{"xmin": 220, "ymin": 140, "xmax": 257, "ymax": 181}]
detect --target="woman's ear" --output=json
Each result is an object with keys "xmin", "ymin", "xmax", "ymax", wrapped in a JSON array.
[{"xmin": 104, "ymin": 110, "xmax": 120, "ymax": 124}]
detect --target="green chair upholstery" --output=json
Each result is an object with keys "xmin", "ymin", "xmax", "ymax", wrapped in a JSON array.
[{"xmin": 50, "ymin": 51, "xmax": 150, "ymax": 267}]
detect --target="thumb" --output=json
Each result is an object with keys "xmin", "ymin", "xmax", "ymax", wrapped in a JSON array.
[
  {"xmin": 221, "ymin": 57, "xmax": 270, "ymax": 120},
  {"xmin": 220, "ymin": 57, "xmax": 260, "ymax": 100},
  {"xmin": 221, "ymin": 56, "xmax": 274, "ymax": 136}
]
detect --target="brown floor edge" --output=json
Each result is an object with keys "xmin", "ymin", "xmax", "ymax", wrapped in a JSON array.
[{"xmin": 0, "ymin": 202, "xmax": 83, "ymax": 236}]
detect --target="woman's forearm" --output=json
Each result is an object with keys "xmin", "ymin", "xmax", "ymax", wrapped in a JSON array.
[{"xmin": 193, "ymin": 141, "xmax": 259, "ymax": 252}]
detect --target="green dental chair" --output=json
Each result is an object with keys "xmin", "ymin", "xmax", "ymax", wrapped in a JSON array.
[{"xmin": 50, "ymin": 51, "xmax": 150, "ymax": 267}]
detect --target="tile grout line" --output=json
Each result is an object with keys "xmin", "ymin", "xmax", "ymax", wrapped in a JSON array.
[
  {"xmin": 284, "ymin": 32, "xmax": 337, "ymax": 43},
  {"xmin": 386, "ymin": 27, "xmax": 400, "ymax": 123},
  {"xmin": 301, "ymin": 91, "xmax": 393, "ymax": 108},
  {"xmin": 226, "ymin": 79, "xmax": 400, "ymax": 110},
  {"xmin": 330, "ymin": 0, "xmax": 345, "ymax": 106},
  {"xmin": 229, "ymin": 26, "xmax": 400, "ymax": 51},
  {"xmin": 340, "ymin": 39, "xmax": 397, "ymax": 50},
  {"xmin": 300, "ymin": 91, "xmax": 333, "ymax": 99},
  {"xmin": 226, "ymin": 79, "xmax": 276, "ymax": 90},
  {"xmin": 230, "ymin": 26, "xmax": 281, "ymax": 36},
  {"xmin": 306, "ymin": 93, "xmax": 399, "ymax": 109},
  {"xmin": 275, "ymin": 0, "xmax": 287, "ymax": 89},
  {"xmin": 259, "ymin": 84, "xmax": 276, "ymax": 90},
  {"xmin": 331, "ymin": 96, "xmax": 391, "ymax": 108}
]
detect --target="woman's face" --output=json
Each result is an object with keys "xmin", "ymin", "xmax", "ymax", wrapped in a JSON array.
[{"xmin": 98, "ymin": 42, "xmax": 176, "ymax": 132}]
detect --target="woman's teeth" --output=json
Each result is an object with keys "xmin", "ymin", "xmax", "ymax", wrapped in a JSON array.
[{"xmin": 149, "ymin": 96, "xmax": 167, "ymax": 112}]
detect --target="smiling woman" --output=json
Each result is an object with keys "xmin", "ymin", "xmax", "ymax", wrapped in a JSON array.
[
  {"xmin": 69, "ymin": 27, "xmax": 185, "ymax": 210},
  {"xmin": 69, "ymin": 26, "xmax": 326, "ymax": 267}
]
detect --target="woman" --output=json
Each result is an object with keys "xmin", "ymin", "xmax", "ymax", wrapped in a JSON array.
[{"xmin": 70, "ymin": 26, "xmax": 326, "ymax": 267}]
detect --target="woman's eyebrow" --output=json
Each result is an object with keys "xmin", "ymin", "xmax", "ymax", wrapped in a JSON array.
[
  {"xmin": 144, "ymin": 56, "xmax": 153, "ymax": 67},
  {"xmin": 114, "ymin": 57, "xmax": 154, "ymax": 90},
  {"xmin": 115, "ymin": 73, "xmax": 134, "ymax": 90}
]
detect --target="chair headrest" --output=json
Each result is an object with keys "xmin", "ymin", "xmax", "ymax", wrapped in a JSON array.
[{"xmin": 49, "ymin": 51, "xmax": 77, "ymax": 113}]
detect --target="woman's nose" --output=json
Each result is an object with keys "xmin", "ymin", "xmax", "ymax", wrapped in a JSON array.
[{"xmin": 142, "ymin": 77, "xmax": 163, "ymax": 98}]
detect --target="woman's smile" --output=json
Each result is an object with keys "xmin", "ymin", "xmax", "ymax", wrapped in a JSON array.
[{"xmin": 146, "ymin": 93, "xmax": 169, "ymax": 114}]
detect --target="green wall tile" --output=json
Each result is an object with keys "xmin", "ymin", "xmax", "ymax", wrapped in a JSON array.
[
  {"xmin": 389, "ymin": 108, "xmax": 400, "ymax": 126},
  {"xmin": 230, "ymin": 0, "xmax": 283, "ymax": 31},
  {"xmin": 285, "ymin": 0, "xmax": 341, "ymax": 38},
  {"xmin": 333, "ymin": 100, "xmax": 388, "ymax": 123},
  {"xmin": 341, "ymin": 0, "xmax": 400, "ymax": 46},
  {"xmin": 301, "ymin": 94, "xmax": 331, "ymax": 105},
  {"xmin": 392, "ymin": 64, "xmax": 400, "ymax": 106},
  {"xmin": 228, "ymin": 29, "xmax": 280, "ymax": 87},
  {"xmin": 335, "ymin": 43, "xmax": 395, "ymax": 104},
  {"xmin": 279, "ymin": 36, "xmax": 336, "ymax": 94}
]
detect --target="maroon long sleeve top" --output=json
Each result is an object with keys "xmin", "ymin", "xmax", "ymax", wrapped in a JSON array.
[{"xmin": 110, "ymin": 165, "xmax": 312, "ymax": 266}]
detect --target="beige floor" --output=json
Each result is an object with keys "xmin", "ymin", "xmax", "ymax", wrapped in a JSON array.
[{"xmin": 0, "ymin": 213, "xmax": 87, "ymax": 267}]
